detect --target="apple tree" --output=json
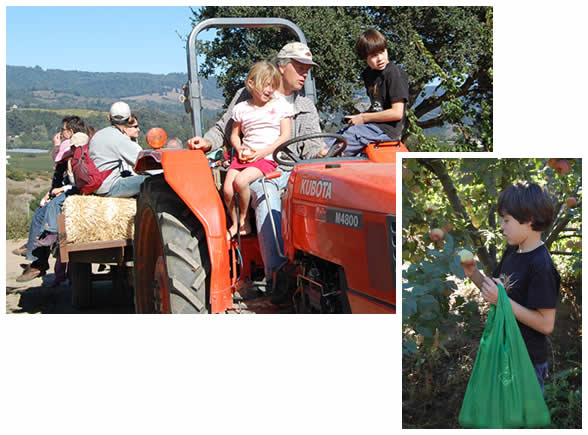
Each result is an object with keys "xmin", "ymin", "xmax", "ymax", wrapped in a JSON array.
[
  {"xmin": 190, "ymin": 5, "xmax": 493, "ymax": 151},
  {"xmin": 402, "ymin": 158, "xmax": 582, "ymax": 355}
]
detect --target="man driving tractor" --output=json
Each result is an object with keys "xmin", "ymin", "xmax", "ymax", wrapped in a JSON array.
[{"xmin": 187, "ymin": 41, "xmax": 325, "ymax": 298}]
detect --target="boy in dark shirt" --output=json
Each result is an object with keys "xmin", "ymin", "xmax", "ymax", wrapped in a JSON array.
[
  {"xmin": 324, "ymin": 28, "xmax": 409, "ymax": 156},
  {"xmin": 462, "ymin": 181, "xmax": 560, "ymax": 392}
]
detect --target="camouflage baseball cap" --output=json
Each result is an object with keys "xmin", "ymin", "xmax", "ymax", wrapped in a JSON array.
[{"xmin": 277, "ymin": 42, "xmax": 318, "ymax": 66}]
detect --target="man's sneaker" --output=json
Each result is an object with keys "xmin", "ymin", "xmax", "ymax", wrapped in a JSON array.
[
  {"xmin": 12, "ymin": 244, "xmax": 27, "ymax": 256},
  {"xmin": 16, "ymin": 265, "xmax": 46, "ymax": 282}
]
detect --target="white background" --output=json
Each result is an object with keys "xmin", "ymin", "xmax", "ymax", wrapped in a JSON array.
[{"xmin": 1, "ymin": 1, "xmax": 586, "ymax": 434}]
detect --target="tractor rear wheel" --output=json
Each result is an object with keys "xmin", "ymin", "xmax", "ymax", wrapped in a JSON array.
[{"xmin": 134, "ymin": 175, "xmax": 210, "ymax": 313}]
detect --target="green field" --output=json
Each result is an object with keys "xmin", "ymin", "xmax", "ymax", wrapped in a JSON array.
[
  {"xmin": 19, "ymin": 107, "xmax": 108, "ymax": 118},
  {"xmin": 7, "ymin": 151, "xmax": 53, "ymax": 173}
]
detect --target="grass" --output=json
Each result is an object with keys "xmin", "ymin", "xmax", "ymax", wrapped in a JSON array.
[
  {"xmin": 6, "ymin": 165, "xmax": 52, "ymax": 239},
  {"xmin": 7, "ymin": 151, "xmax": 53, "ymax": 173},
  {"xmin": 6, "ymin": 183, "xmax": 48, "ymax": 239},
  {"xmin": 6, "ymin": 208, "xmax": 31, "ymax": 240},
  {"xmin": 19, "ymin": 107, "xmax": 107, "ymax": 118},
  {"xmin": 7, "ymin": 187, "xmax": 26, "ymax": 196}
]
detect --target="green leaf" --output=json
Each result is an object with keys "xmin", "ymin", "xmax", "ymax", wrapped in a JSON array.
[
  {"xmin": 417, "ymin": 294, "xmax": 439, "ymax": 314},
  {"xmin": 403, "ymin": 340, "xmax": 418, "ymax": 355},
  {"xmin": 415, "ymin": 326, "xmax": 434, "ymax": 338},
  {"xmin": 404, "ymin": 298, "xmax": 418, "ymax": 316}
]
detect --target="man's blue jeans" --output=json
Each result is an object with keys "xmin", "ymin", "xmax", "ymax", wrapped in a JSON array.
[
  {"xmin": 106, "ymin": 174, "xmax": 149, "ymax": 198},
  {"xmin": 43, "ymin": 191, "xmax": 68, "ymax": 234},
  {"xmin": 25, "ymin": 205, "xmax": 47, "ymax": 261},
  {"xmin": 534, "ymin": 361, "xmax": 548, "ymax": 394},
  {"xmin": 249, "ymin": 170, "xmax": 291, "ymax": 280}
]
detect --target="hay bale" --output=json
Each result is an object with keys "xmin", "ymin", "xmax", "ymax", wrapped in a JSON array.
[{"xmin": 62, "ymin": 195, "xmax": 136, "ymax": 243}]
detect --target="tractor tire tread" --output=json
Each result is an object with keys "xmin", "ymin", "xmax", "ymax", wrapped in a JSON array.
[{"xmin": 135, "ymin": 175, "xmax": 210, "ymax": 314}]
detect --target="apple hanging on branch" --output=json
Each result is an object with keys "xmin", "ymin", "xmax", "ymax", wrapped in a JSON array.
[
  {"xmin": 565, "ymin": 197, "xmax": 577, "ymax": 208},
  {"xmin": 553, "ymin": 159, "xmax": 571, "ymax": 175},
  {"xmin": 429, "ymin": 228, "xmax": 445, "ymax": 242}
]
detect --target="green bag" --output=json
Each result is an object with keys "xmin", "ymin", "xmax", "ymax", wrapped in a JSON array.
[{"xmin": 459, "ymin": 283, "xmax": 551, "ymax": 428}]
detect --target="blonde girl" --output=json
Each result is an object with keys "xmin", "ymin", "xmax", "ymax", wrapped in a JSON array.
[{"xmin": 224, "ymin": 61, "xmax": 293, "ymax": 239}]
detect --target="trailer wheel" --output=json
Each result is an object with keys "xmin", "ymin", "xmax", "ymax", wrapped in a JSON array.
[
  {"xmin": 134, "ymin": 175, "xmax": 210, "ymax": 314},
  {"xmin": 71, "ymin": 263, "xmax": 92, "ymax": 308}
]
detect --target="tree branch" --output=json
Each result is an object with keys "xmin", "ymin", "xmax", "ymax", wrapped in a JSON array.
[
  {"xmin": 416, "ymin": 115, "xmax": 446, "ymax": 130},
  {"xmin": 417, "ymin": 158, "xmax": 495, "ymax": 271},
  {"xmin": 557, "ymin": 234, "xmax": 582, "ymax": 240},
  {"xmin": 545, "ymin": 212, "xmax": 575, "ymax": 249},
  {"xmin": 549, "ymin": 251, "xmax": 582, "ymax": 257},
  {"xmin": 413, "ymin": 75, "xmax": 478, "ymax": 119}
]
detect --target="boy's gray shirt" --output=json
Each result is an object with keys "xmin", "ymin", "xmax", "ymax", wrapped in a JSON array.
[
  {"xmin": 89, "ymin": 125, "xmax": 143, "ymax": 195},
  {"xmin": 204, "ymin": 88, "xmax": 324, "ymax": 170}
]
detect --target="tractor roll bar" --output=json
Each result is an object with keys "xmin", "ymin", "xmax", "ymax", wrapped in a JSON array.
[{"xmin": 186, "ymin": 17, "xmax": 317, "ymax": 137}]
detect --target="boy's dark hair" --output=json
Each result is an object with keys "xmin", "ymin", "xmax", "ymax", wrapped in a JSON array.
[
  {"xmin": 63, "ymin": 116, "xmax": 86, "ymax": 134},
  {"xmin": 355, "ymin": 28, "xmax": 387, "ymax": 60},
  {"xmin": 497, "ymin": 181, "xmax": 555, "ymax": 231}
]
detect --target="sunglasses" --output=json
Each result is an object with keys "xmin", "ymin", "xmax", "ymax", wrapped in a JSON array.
[{"xmin": 127, "ymin": 124, "xmax": 140, "ymax": 129}]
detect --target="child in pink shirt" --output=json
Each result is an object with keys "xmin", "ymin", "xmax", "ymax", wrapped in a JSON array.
[{"xmin": 224, "ymin": 61, "xmax": 293, "ymax": 239}]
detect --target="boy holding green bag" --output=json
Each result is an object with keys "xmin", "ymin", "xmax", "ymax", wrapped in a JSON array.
[{"xmin": 462, "ymin": 181, "xmax": 560, "ymax": 393}]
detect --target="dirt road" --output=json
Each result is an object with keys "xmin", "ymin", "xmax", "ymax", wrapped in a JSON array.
[
  {"xmin": 6, "ymin": 239, "xmax": 284, "ymax": 314},
  {"xmin": 6, "ymin": 239, "xmax": 134, "ymax": 314}
]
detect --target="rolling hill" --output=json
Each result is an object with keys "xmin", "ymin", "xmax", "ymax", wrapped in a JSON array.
[
  {"xmin": 6, "ymin": 65, "xmax": 226, "ymax": 149},
  {"xmin": 7, "ymin": 65, "xmax": 224, "ymax": 115}
]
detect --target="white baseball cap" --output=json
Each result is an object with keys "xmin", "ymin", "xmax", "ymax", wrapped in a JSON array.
[
  {"xmin": 70, "ymin": 132, "xmax": 89, "ymax": 147},
  {"xmin": 277, "ymin": 42, "xmax": 318, "ymax": 66},
  {"xmin": 109, "ymin": 101, "xmax": 131, "ymax": 124}
]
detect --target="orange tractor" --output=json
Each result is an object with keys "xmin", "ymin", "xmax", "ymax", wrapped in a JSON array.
[{"xmin": 132, "ymin": 18, "xmax": 406, "ymax": 314}]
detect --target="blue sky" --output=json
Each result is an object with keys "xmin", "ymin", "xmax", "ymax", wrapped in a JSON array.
[{"xmin": 6, "ymin": 6, "xmax": 203, "ymax": 74}]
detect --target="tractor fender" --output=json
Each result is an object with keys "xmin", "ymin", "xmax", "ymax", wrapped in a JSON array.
[
  {"xmin": 365, "ymin": 141, "xmax": 409, "ymax": 163},
  {"xmin": 135, "ymin": 149, "xmax": 232, "ymax": 313}
]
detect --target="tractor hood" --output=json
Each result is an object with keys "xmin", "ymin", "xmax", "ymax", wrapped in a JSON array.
[{"xmin": 290, "ymin": 161, "xmax": 396, "ymax": 215}]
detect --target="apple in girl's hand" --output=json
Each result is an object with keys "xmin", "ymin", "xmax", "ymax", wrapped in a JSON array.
[
  {"xmin": 241, "ymin": 148, "xmax": 254, "ymax": 160},
  {"xmin": 458, "ymin": 249, "xmax": 475, "ymax": 265}
]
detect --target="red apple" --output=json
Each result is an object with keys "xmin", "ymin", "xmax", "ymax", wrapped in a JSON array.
[
  {"xmin": 554, "ymin": 160, "xmax": 571, "ymax": 175},
  {"xmin": 429, "ymin": 228, "xmax": 445, "ymax": 242},
  {"xmin": 566, "ymin": 197, "xmax": 577, "ymax": 208}
]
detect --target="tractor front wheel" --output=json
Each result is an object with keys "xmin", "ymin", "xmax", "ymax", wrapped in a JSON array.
[{"xmin": 134, "ymin": 175, "xmax": 210, "ymax": 314}]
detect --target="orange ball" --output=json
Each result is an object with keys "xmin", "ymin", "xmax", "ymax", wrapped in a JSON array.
[{"xmin": 146, "ymin": 128, "xmax": 168, "ymax": 149}]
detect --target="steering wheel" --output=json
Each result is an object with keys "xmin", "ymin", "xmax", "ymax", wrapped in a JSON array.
[{"xmin": 272, "ymin": 133, "xmax": 348, "ymax": 167}]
